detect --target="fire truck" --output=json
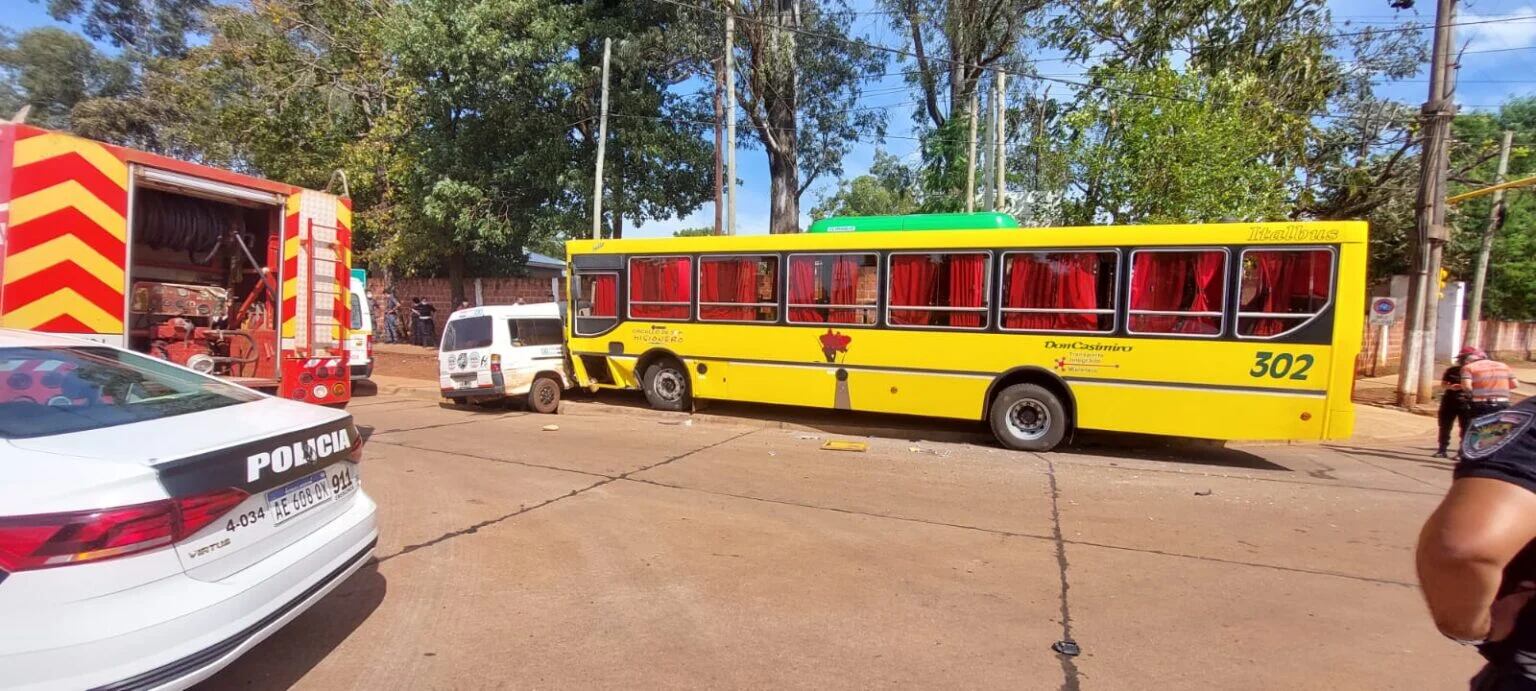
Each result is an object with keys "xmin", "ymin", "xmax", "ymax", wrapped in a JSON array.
[{"xmin": 0, "ymin": 123, "xmax": 354, "ymax": 405}]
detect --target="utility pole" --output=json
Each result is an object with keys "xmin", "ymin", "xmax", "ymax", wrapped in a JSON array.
[
  {"xmin": 965, "ymin": 87, "xmax": 979, "ymax": 213},
  {"xmin": 1466, "ymin": 129, "xmax": 1513, "ymax": 349},
  {"xmin": 1416, "ymin": 5, "xmax": 1462, "ymax": 405},
  {"xmin": 591, "ymin": 37, "xmax": 612, "ymax": 240},
  {"xmin": 724, "ymin": 1, "xmax": 737, "ymax": 235},
  {"xmin": 1397, "ymin": 0, "xmax": 1456, "ymax": 406},
  {"xmin": 982, "ymin": 80, "xmax": 996, "ymax": 210},
  {"xmin": 713, "ymin": 56, "xmax": 725, "ymax": 235},
  {"xmin": 994, "ymin": 70, "xmax": 1007, "ymax": 212}
]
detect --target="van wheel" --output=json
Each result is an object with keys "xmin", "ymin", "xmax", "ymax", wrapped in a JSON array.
[
  {"xmin": 528, "ymin": 375, "xmax": 561, "ymax": 414},
  {"xmin": 642, "ymin": 359, "xmax": 691, "ymax": 412},
  {"xmin": 989, "ymin": 383, "xmax": 1068, "ymax": 452}
]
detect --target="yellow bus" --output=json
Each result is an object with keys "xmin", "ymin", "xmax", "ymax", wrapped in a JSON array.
[{"xmin": 563, "ymin": 217, "xmax": 1365, "ymax": 451}]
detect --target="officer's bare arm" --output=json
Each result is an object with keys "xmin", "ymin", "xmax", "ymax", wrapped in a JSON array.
[{"xmin": 1418, "ymin": 477, "xmax": 1536, "ymax": 640}]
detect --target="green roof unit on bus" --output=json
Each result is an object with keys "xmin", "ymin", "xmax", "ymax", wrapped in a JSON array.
[{"xmin": 805, "ymin": 212, "xmax": 1021, "ymax": 233}]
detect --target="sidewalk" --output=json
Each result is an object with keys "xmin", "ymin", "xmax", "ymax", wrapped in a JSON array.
[{"xmin": 1354, "ymin": 360, "xmax": 1535, "ymax": 413}]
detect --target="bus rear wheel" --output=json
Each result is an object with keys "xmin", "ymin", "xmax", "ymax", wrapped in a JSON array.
[
  {"xmin": 989, "ymin": 383, "xmax": 1068, "ymax": 452},
  {"xmin": 528, "ymin": 375, "xmax": 561, "ymax": 414},
  {"xmin": 642, "ymin": 359, "xmax": 691, "ymax": 412}
]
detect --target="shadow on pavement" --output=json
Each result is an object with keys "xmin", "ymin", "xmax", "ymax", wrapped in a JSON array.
[
  {"xmin": 1059, "ymin": 430, "xmax": 1289, "ymax": 471},
  {"xmin": 351, "ymin": 380, "xmax": 380, "ymax": 398},
  {"xmin": 195, "ymin": 562, "xmax": 387, "ymax": 690}
]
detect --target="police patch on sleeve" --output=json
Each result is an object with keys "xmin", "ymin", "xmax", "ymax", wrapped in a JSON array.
[{"xmin": 1462, "ymin": 409, "xmax": 1536, "ymax": 460}]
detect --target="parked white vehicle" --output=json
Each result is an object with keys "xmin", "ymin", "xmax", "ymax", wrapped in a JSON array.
[
  {"xmin": 347, "ymin": 273, "xmax": 373, "ymax": 381},
  {"xmin": 438, "ymin": 303, "xmax": 570, "ymax": 413},
  {"xmin": 0, "ymin": 329, "xmax": 378, "ymax": 690}
]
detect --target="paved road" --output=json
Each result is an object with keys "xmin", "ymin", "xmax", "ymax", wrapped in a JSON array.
[{"xmin": 202, "ymin": 391, "xmax": 1480, "ymax": 689}]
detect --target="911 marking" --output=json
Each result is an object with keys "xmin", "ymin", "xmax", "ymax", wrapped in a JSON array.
[
  {"xmin": 226, "ymin": 506, "xmax": 266, "ymax": 532},
  {"xmin": 1249, "ymin": 351, "xmax": 1315, "ymax": 380}
]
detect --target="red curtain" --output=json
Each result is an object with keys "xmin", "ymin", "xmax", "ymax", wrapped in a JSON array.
[
  {"xmin": 828, "ymin": 256, "xmax": 863, "ymax": 323},
  {"xmin": 1242, "ymin": 250, "xmax": 1330, "ymax": 336},
  {"xmin": 789, "ymin": 256, "xmax": 822, "ymax": 322},
  {"xmin": 591, "ymin": 275, "xmax": 616, "ymax": 317},
  {"xmin": 1130, "ymin": 251, "xmax": 1223, "ymax": 334},
  {"xmin": 947, "ymin": 254, "xmax": 986, "ymax": 327},
  {"xmin": 890, "ymin": 255, "xmax": 939, "ymax": 325},
  {"xmin": 700, "ymin": 259, "xmax": 757, "ymax": 321},
  {"xmin": 1004, "ymin": 253, "xmax": 1101, "ymax": 330},
  {"xmin": 631, "ymin": 258, "xmax": 690, "ymax": 319}
]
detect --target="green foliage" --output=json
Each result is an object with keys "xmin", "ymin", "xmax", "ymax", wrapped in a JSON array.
[
  {"xmin": 811, "ymin": 151, "xmax": 920, "ymax": 218},
  {"xmin": 0, "ymin": 27, "xmax": 130, "ymax": 128},
  {"xmin": 40, "ymin": 0, "xmax": 210, "ymax": 57},
  {"xmin": 1060, "ymin": 64, "xmax": 1290, "ymax": 223},
  {"xmin": 672, "ymin": 226, "xmax": 715, "ymax": 237},
  {"xmin": 1441, "ymin": 98, "xmax": 1536, "ymax": 320}
]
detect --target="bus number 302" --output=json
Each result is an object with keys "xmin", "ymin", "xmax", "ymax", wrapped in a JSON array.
[{"xmin": 1249, "ymin": 352, "xmax": 1315, "ymax": 380}]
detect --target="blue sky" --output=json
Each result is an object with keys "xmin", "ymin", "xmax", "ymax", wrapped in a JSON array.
[{"xmin": 7, "ymin": 0, "xmax": 1535, "ymax": 237}]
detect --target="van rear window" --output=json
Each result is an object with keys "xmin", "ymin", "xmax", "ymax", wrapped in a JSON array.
[{"xmin": 441, "ymin": 316, "xmax": 493, "ymax": 351}]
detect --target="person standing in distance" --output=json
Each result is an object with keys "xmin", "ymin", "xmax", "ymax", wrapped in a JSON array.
[
  {"xmin": 414, "ymin": 297, "xmax": 438, "ymax": 347},
  {"xmin": 1418, "ymin": 396, "xmax": 1536, "ymax": 689},
  {"xmin": 1462, "ymin": 348, "xmax": 1521, "ymax": 419},
  {"xmin": 1437, "ymin": 348, "xmax": 1475, "ymax": 458},
  {"xmin": 383, "ymin": 289, "xmax": 401, "ymax": 343}
]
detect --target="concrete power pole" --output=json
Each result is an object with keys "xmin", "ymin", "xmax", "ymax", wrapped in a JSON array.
[
  {"xmin": 1397, "ymin": 0, "xmax": 1456, "ymax": 406},
  {"xmin": 994, "ymin": 70, "xmax": 1006, "ymax": 212},
  {"xmin": 724, "ymin": 1, "xmax": 738, "ymax": 235},
  {"xmin": 1466, "ymin": 129, "xmax": 1513, "ymax": 349},
  {"xmin": 713, "ymin": 56, "xmax": 725, "ymax": 235},
  {"xmin": 591, "ymin": 37, "xmax": 612, "ymax": 240},
  {"xmin": 982, "ymin": 82, "xmax": 996, "ymax": 210},
  {"xmin": 965, "ymin": 88, "xmax": 979, "ymax": 213}
]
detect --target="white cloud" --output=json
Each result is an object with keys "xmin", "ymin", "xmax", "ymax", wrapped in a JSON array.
[{"xmin": 1458, "ymin": 7, "xmax": 1536, "ymax": 52}]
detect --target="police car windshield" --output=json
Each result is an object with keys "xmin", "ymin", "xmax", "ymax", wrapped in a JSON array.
[{"xmin": 0, "ymin": 346, "xmax": 262, "ymax": 439}]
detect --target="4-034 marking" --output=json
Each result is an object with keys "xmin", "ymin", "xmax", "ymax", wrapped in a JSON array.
[
  {"xmin": 1249, "ymin": 351, "xmax": 1315, "ymax": 381},
  {"xmin": 226, "ymin": 506, "xmax": 266, "ymax": 532}
]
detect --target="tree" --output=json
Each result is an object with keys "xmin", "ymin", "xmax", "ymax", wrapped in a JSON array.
[
  {"xmin": 810, "ymin": 150, "xmax": 919, "ymax": 218},
  {"xmin": 1060, "ymin": 64, "xmax": 1290, "ymax": 224},
  {"xmin": 1442, "ymin": 98, "xmax": 1536, "ymax": 321},
  {"xmin": 38, "ymin": 0, "xmax": 210, "ymax": 57},
  {"xmin": 0, "ymin": 27, "xmax": 131, "ymax": 129},
  {"xmin": 733, "ymin": 0, "xmax": 887, "ymax": 233},
  {"xmin": 672, "ymin": 226, "xmax": 715, "ymax": 237}
]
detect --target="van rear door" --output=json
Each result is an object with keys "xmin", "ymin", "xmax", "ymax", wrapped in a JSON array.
[{"xmin": 439, "ymin": 314, "xmax": 495, "ymax": 393}]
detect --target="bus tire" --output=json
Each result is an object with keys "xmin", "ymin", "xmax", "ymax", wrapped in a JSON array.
[
  {"xmin": 989, "ymin": 383, "xmax": 1068, "ymax": 452},
  {"xmin": 642, "ymin": 359, "xmax": 691, "ymax": 411},
  {"xmin": 528, "ymin": 375, "xmax": 561, "ymax": 414}
]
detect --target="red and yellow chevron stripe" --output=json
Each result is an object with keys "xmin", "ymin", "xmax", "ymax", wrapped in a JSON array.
[{"xmin": 1, "ymin": 130, "xmax": 127, "ymax": 333}]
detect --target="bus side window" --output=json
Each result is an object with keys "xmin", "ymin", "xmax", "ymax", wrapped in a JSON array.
[
  {"xmin": 574, "ymin": 272, "xmax": 618, "ymax": 336},
  {"xmin": 1127, "ymin": 249, "xmax": 1228, "ymax": 336},
  {"xmin": 999, "ymin": 251, "xmax": 1117, "ymax": 333},
  {"xmin": 787, "ymin": 253, "xmax": 878, "ymax": 325},
  {"xmin": 888, "ymin": 252, "xmax": 989, "ymax": 329},
  {"xmin": 629, "ymin": 256, "xmax": 692, "ymax": 321},
  {"xmin": 1236, "ymin": 248, "xmax": 1333, "ymax": 338}
]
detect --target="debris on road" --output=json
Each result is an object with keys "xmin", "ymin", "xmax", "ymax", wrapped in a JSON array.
[
  {"xmin": 542, "ymin": 424, "xmax": 560, "ymax": 432},
  {"xmin": 1195, "ymin": 489, "xmax": 1213, "ymax": 496},
  {"xmin": 821, "ymin": 440, "xmax": 868, "ymax": 452},
  {"xmin": 1052, "ymin": 640, "xmax": 1081, "ymax": 657}
]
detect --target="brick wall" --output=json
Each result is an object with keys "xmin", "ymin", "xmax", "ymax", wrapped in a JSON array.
[{"xmin": 1356, "ymin": 319, "xmax": 1536, "ymax": 376}]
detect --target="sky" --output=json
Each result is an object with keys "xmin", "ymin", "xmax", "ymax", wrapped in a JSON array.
[{"xmin": 6, "ymin": 0, "xmax": 1536, "ymax": 238}]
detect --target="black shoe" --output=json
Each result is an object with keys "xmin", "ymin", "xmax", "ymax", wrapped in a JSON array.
[{"xmin": 1433, "ymin": 450, "xmax": 1448, "ymax": 458}]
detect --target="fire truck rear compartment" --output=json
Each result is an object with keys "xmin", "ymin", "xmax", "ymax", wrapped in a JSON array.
[{"xmin": 128, "ymin": 188, "xmax": 282, "ymax": 389}]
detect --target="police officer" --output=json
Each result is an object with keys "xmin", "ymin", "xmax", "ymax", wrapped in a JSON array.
[
  {"xmin": 1418, "ymin": 396, "xmax": 1536, "ymax": 689},
  {"xmin": 1437, "ymin": 348, "xmax": 1474, "ymax": 458},
  {"xmin": 1462, "ymin": 348, "xmax": 1521, "ymax": 419}
]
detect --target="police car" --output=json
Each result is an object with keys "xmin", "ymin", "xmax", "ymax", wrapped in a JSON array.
[{"xmin": 0, "ymin": 329, "xmax": 378, "ymax": 690}]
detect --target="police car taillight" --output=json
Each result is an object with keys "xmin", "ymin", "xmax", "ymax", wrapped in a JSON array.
[{"xmin": 0, "ymin": 488, "xmax": 247, "ymax": 572}]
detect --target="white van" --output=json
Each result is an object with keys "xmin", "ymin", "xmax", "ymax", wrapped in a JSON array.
[
  {"xmin": 347, "ymin": 273, "xmax": 373, "ymax": 380},
  {"xmin": 438, "ymin": 302, "xmax": 570, "ymax": 413}
]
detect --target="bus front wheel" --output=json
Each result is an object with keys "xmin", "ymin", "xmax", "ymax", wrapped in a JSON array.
[
  {"xmin": 642, "ymin": 359, "xmax": 692, "ymax": 412},
  {"xmin": 989, "ymin": 383, "xmax": 1068, "ymax": 452}
]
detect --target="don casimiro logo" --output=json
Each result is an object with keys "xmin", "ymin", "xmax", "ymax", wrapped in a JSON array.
[{"xmin": 1045, "ymin": 339, "xmax": 1131, "ymax": 373}]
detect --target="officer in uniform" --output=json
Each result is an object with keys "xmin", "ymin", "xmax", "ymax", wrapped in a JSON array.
[
  {"xmin": 1419, "ymin": 396, "xmax": 1536, "ymax": 689},
  {"xmin": 1437, "ymin": 349, "xmax": 1473, "ymax": 458}
]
